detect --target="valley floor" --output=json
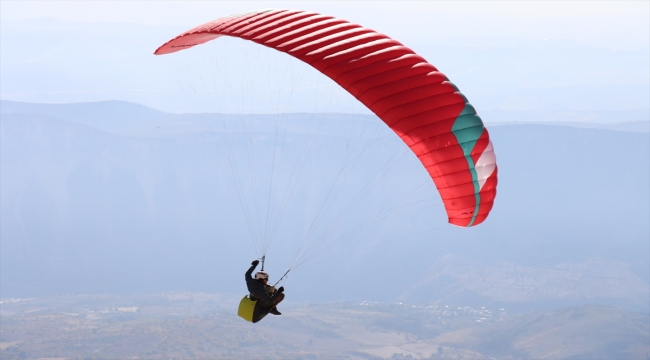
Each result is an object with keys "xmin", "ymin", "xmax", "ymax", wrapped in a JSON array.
[{"xmin": 1, "ymin": 293, "xmax": 648, "ymax": 359}]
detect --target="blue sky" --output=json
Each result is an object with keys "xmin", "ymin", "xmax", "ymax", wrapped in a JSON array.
[
  {"xmin": 2, "ymin": 1, "xmax": 648, "ymax": 48},
  {"xmin": 1, "ymin": 1, "xmax": 648, "ymax": 119}
]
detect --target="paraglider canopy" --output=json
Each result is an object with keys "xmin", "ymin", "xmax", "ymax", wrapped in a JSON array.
[{"xmin": 154, "ymin": 8, "xmax": 498, "ymax": 227}]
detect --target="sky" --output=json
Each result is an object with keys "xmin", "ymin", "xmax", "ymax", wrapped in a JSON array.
[
  {"xmin": 2, "ymin": 1, "xmax": 649, "ymax": 49},
  {"xmin": 1, "ymin": 1, "xmax": 649, "ymax": 117}
]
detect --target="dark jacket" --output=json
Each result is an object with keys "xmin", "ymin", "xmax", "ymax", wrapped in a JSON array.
[{"xmin": 245, "ymin": 263, "xmax": 281, "ymax": 305}]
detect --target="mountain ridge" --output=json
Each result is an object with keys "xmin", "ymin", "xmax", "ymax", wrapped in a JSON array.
[
  {"xmin": 2, "ymin": 99, "xmax": 648, "ymax": 134},
  {"xmin": 1, "ymin": 101, "xmax": 648, "ymax": 314}
]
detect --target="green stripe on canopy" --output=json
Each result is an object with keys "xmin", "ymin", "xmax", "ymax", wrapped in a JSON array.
[{"xmin": 451, "ymin": 104, "xmax": 484, "ymax": 227}]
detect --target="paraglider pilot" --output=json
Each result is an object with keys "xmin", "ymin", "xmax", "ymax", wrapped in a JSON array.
[{"xmin": 246, "ymin": 259, "xmax": 285, "ymax": 322}]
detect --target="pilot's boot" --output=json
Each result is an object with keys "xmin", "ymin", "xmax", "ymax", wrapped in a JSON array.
[{"xmin": 269, "ymin": 307, "xmax": 281, "ymax": 315}]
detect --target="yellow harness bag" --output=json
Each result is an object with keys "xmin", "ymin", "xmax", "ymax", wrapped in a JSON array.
[{"xmin": 237, "ymin": 295, "xmax": 257, "ymax": 322}]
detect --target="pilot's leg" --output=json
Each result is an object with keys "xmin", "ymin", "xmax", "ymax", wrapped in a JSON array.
[
  {"xmin": 252, "ymin": 301, "xmax": 271, "ymax": 323},
  {"xmin": 269, "ymin": 293, "xmax": 285, "ymax": 315}
]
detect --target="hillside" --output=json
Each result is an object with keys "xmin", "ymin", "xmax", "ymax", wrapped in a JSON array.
[
  {"xmin": 434, "ymin": 305, "xmax": 650, "ymax": 359},
  {"xmin": 1, "ymin": 101, "xmax": 648, "ymax": 314}
]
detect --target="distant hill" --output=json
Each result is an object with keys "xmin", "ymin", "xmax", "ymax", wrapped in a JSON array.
[
  {"xmin": 483, "ymin": 108, "xmax": 650, "ymax": 131},
  {"xmin": 1, "ymin": 101, "xmax": 648, "ymax": 314},
  {"xmin": 3, "ymin": 100, "xmax": 648, "ymax": 134},
  {"xmin": 0, "ymin": 100, "xmax": 381, "ymax": 136},
  {"xmin": 0, "ymin": 100, "xmax": 170, "ymax": 134},
  {"xmin": 491, "ymin": 119, "xmax": 649, "ymax": 133},
  {"xmin": 401, "ymin": 255, "xmax": 649, "ymax": 313},
  {"xmin": 434, "ymin": 305, "xmax": 650, "ymax": 359}
]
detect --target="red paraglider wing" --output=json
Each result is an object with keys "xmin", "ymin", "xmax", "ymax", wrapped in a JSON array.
[{"xmin": 155, "ymin": 9, "xmax": 497, "ymax": 227}]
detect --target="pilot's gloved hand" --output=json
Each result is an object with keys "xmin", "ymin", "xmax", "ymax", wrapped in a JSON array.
[
  {"xmin": 251, "ymin": 260, "xmax": 259, "ymax": 266},
  {"xmin": 278, "ymin": 286, "xmax": 285, "ymax": 293}
]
